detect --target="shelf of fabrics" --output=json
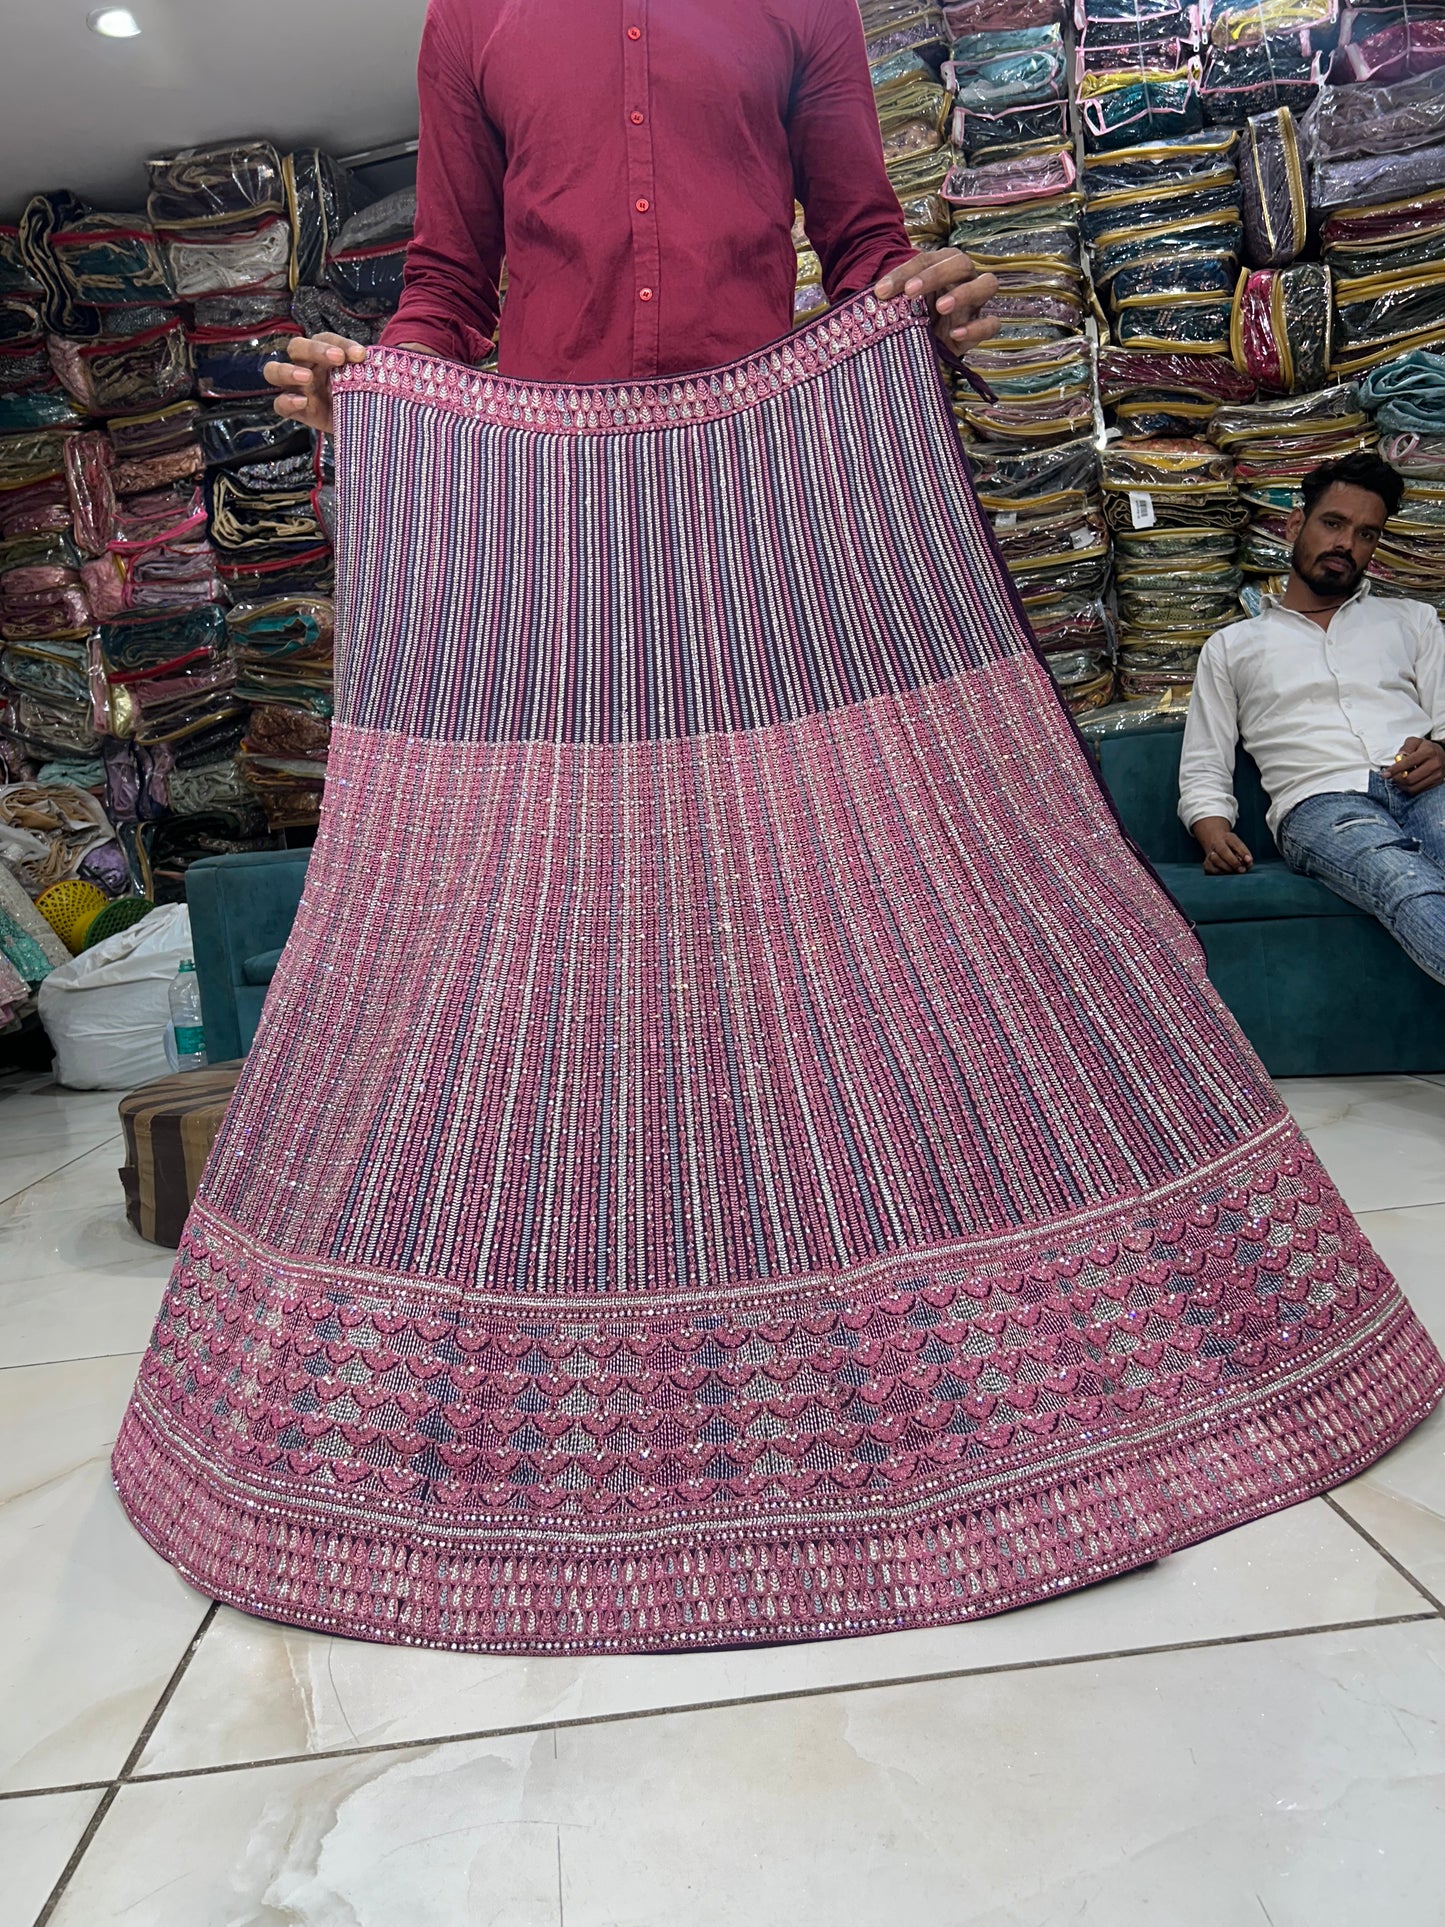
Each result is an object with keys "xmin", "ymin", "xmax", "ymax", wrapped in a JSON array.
[
  {"xmin": 1357, "ymin": 345, "xmax": 1445, "ymax": 613},
  {"xmin": 940, "ymin": 0, "xmax": 1116, "ymax": 715}
]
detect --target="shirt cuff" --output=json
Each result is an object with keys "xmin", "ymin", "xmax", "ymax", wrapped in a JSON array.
[
  {"xmin": 376, "ymin": 313, "xmax": 494, "ymax": 367},
  {"xmin": 1178, "ymin": 794, "xmax": 1239, "ymax": 833}
]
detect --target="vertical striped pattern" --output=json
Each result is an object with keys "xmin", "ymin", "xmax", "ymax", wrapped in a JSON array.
[{"xmin": 112, "ymin": 293, "xmax": 1445, "ymax": 1656}]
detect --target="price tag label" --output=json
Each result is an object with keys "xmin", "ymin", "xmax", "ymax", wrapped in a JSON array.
[
  {"xmin": 1129, "ymin": 490, "xmax": 1156, "ymax": 530},
  {"xmin": 1070, "ymin": 528, "xmax": 1095, "ymax": 549},
  {"xmin": 995, "ymin": 511, "xmax": 1018, "ymax": 530}
]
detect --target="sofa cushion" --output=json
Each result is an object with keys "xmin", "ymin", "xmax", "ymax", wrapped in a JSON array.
[
  {"xmin": 1096, "ymin": 720, "xmax": 1274, "ymax": 866},
  {"xmin": 1153, "ymin": 861, "xmax": 1363, "ymax": 923},
  {"xmin": 242, "ymin": 946, "xmax": 284, "ymax": 986}
]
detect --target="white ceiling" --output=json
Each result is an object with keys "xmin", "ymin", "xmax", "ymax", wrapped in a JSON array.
[{"xmin": 0, "ymin": 0, "xmax": 430, "ymax": 214}]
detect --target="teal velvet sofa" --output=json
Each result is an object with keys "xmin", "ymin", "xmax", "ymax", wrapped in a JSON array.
[
  {"xmin": 1094, "ymin": 719, "xmax": 1445, "ymax": 1077},
  {"xmin": 186, "ymin": 849, "xmax": 310, "ymax": 1064},
  {"xmin": 186, "ymin": 722, "xmax": 1445, "ymax": 1078}
]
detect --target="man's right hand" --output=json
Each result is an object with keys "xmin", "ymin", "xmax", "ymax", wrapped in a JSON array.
[
  {"xmin": 263, "ymin": 333, "xmax": 367, "ymax": 436},
  {"xmin": 1193, "ymin": 816, "xmax": 1253, "ymax": 875}
]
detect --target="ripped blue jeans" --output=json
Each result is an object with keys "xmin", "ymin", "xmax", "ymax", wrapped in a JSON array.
[{"xmin": 1277, "ymin": 773, "xmax": 1445, "ymax": 987}]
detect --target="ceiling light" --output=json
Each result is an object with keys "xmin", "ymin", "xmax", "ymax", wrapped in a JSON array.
[{"xmin": 88, "ymin": 8, "xmax": 141, "ymax": 35}]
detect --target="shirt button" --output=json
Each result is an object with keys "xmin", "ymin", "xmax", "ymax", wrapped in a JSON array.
[
  {"xmin": 639, "ymin": 287, "xmax": 653, "ymax": 301},
  {"xmin": 627, "ymin": 25, "xmax": 641, "ymax": 38},
  {"xmin": 635, "ymin": 198, "xmax": 650, "ymax": 212},
  {"xmin": 630, "ymin": 110, "xmax": 644, "ymax": 125}
]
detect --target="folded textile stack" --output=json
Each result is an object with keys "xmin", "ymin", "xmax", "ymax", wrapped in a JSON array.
[
  {"xmin": 230, "ymin": 595, "xmax": 334, "ymax": 827},
  {"xmin": 237, "ymin": 702, "xmax": 331, "ymax": 829},
  {"xmin": 945, "ymin": 123, "xmax": 1114, "ymax": 710},
  {"xmin": 1201, "ymin": 0, "xmax": 1331, "ymax": 125},
  {"xmin": 966, "ymin": 437, "xmax": 1115, "ymax": 709},
  {"xmin": 1098, "ymin": 343, "xmax": 1259, "ymax": 432},
  {"xmin": 944, "ymin": 147, "xmax": 1089, "ymax": 340},
  {"xmin": 0, "ymin": 779, "xmax": 119, "ymax": 898},
  {"xmin": 1076, "ymin": 0, "xmax": 1206, "ymax": 153},
  {"xmin": 1208, "ymin": 382, "xmax": 1377, "ymax": 590},
  {"xmin": 0, "ymin": 421, "xmax": 95, "ymax": 769},
  {"xmin": 1358, "ymin": 345, "xmax": 1445, "ymax": 609},
  {"xmin": 1102, "ymin": 438, "xmax": 1247, "ymax": 696},
  {"xmin": 1304, "ymin": 66, "xmax": 1445, "ymax": 373},
  {"xmin": 943, "ymin": 2, "xmax": 1068, "ymax": 218},
  {"xmin": 312, "ymin": 188, "xmax": 414, "ymax": 347},
  {"xmin": 1083, "ymin": 130, "xmax": 1243, "ymax": 353}
]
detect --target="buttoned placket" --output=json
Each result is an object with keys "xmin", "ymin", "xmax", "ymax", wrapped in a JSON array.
[
  {"xmin": 622, "ymin": 0, "xmax": 661, "ymax": 377},
  {"xmin": 1274, "ymin": 592, "xmax": 1378, "ymax": 765}
]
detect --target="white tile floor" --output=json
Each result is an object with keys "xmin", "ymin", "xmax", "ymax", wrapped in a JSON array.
[{"xmin": 0, "ymin": 1070, "xmax": 1442, "ymax": 1927}]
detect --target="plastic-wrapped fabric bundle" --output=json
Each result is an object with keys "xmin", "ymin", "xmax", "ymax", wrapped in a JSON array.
[
  {"xmin": 1209, "ymin": 381, "xmax": 1375, "ymax": 469},
  {"xmin": 324, "ymin": 190, "xmax": 416, "ymax": 318},
  {"xmin": 1116, "ymin": 292, "xmax": 1236, "ymax": 346},
  {"xmin": 46, "ymin": 212, "xmax": 172, "ymax": 308},
  {"xmin": 1080, "ymin": 58, "xmax": 1206, "ymax": 148},
  {"xmin": 46, "ymin": 317, "xmax": 193, "ymax": 416},
  {"xmin": 862, "ymin": 4, "xmax": 950, "ymax": 63},
  {"xmin": 1320, "ymin": 184, "xmax": 1445, "ymax": 280},
  {"xmin": 0, "ymin": 227, "xmax": 42, "ymax": 299},
  {"xmin": 0, "ymin": 297, "xmax": 45, "ymax": 345},
  {"xmin": 0, "ymin": 476, "xmax": 73, "ymax": 540},
  {"xmin": 1240, "ymin": 107, "xmax": 1308, "ymax": 262},
  {"xmin": 107, "ymin": 401, "xmax": 202, "ymax": 461},
  {"xmin": 946, "ymin": 26, "xmax": 1067, "ymax": 108},
  {"xmin": 199, "ymin": 404, "xmax": 313, "ymax": 472},
  {"xmin": 0, "ymin": 391, "xmax": 81, "ymax": 433},
  {"xmin": 205, "ymin": 468, "xmax": 325, "ymax": 562},
  {"xmin": 167, "ymin": 758, "xmax": 254, "ymax": 819},
  {"xmin": 63, "ymin": 430, "xmax": 117, "ymax": 555},
  {"xmin": 1027, "ymin": 591, "xmax": 1116, "ymax": 712},
  {"xmin": 214, "ymin": 546, "xmax": 334, "ymax": 602},
  {"xmin": 238, "ymin": 704, "xmax": 331, "ymax": 827},
  {"xmin": 2, "ymin": 684, "xmax": 102, "ymax": 759},
  {"xmin": 963, "ymin": 339, "xmax": 1094, "ymax": 441},
  {"xmin": 1302, "ymin": 63, "xmax": 1445, "ymax": 160},
  {"xmin": 146, "ymin": 141, "xmax": 287, "ymax": 231},
  {"xmin": 965, "ymin": 435, "xmax": 1101, "ymax": 502},
  {"xmin": 944, "ymin": 146, "xmax": 1077, "ymax": 201},
  {"xmin": 191, "ymin": 293, "xmax": 296, "ymax": 331},
  {"xmin": 1206, "ymin": 0, "xmax": 1338, "ymax": 43},
  {"xmin": 1201, "ymin": 35, "xmax": 1326, "ymax": 123},
  {"xmin": 1076, "ymin": 0, "xmax": 1201, "ymax": 48},
  {"xmin": 229, "ymin": 597, "xmax": 334, "ymax": 713},
  {"xmin": 1332, "ymin": 260, "xmax": 1445, "ymax": 370},
  {"xmin": 283, "ymin": 150, "xmax": 353, "ymax": 289},
  {"xmin": 97, "ymin": 604, "xmax": 227, "ymax": 680},
  {"xmin": 1336, "ymin": 9, "xmax": 1445, "ymax": 81},
  {"xmin": 16, "ymin": 191, "xmax": 105, "ymax": 335},
  {"xmin": 953, "ymin": 98, "xmax": 1071, "ymax": 158},
  {"xmin": 1231, "ymin": 261, "xmax": 1332, "ymax": 387},
  {"xmin": 290, "ymin": 285, "xmax": 391, "ymax": 349},
  {"xmin": 188, "ymin": 321, "xmax": 301, "ymax": 400},
  {"xmin": 165, "ymin": 221, "xmax": 292, "ymax": 302},
  {"xmin": 1101, "ymin": 436, "xmax": 1248, "ymax": 526},
  {"xmin": 1313, "ymin": 142, "xmax": 1445, "ymax": 207},
  {"xmin": 947, "ymin": 0, "xmax": 1062, "ymax": 29},
  {"xmin": 0, "ymin": 340, "xmax": 54, "ymax": 393},
  {"xmin": 1, "ymin": 635, "xmax": 92, "ymax": 706},
  {"xmin": 1359, "ymin": 344, "xmax": 1445, "ymax": 427}
]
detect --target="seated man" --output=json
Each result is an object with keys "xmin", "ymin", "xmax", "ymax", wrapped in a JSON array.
[{"xmin": 1178, "ymin": 452, "xmax": 1445, "ymax": 985}]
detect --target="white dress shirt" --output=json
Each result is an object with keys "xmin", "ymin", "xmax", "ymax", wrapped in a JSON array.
[{"xmin": 1178, "ymin": 585, "xmax": 1445, "ymax": 840}]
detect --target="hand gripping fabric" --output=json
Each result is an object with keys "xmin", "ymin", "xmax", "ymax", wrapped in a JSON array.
[{"xmin": 112, "ymin": 294, "xmax": 1445, "ymax": 1655}]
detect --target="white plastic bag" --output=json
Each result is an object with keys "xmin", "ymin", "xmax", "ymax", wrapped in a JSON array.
[{"xmin": 37, "ymin": 903, "xmax": 193, "ymax": 1090}]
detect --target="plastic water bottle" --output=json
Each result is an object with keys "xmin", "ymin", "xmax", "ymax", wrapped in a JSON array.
[{"xmin": 167, "ymin": 959, "xmax": 207, "ymax": 1072}]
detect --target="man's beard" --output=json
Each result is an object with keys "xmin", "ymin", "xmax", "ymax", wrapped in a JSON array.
[{"xmin": 1291, "ymin": 538, "xmax": 1365, "ymax": 600}]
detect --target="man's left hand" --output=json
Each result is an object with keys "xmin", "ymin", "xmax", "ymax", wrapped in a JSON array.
[
  {"xmin": 1387, "ymin": 737, "xmax": 1445, "ymax": 796},
  {"xmin": 875, "ymin": 250, "xmax": 1000, "ymax": 354}
]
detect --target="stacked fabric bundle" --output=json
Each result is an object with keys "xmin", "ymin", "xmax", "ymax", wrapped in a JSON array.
[
  {"xmin": 304, "ymin": 188, "xmax": 413, "ymax": 347},
  {"xmin": 1075, "ymin": 0, "xmax": 1206, "ymax": 153},
  {"xmin": 1102, "ymin": 437, "xmax": 1248, "ymax": 696},
  {"xmin": 944, "ymin": 115, "xmax": 1113, "ymax": 711},
  {"xmin": 1200, "ymin": 0, "xmax": 1331, "ymax": 125},
  {"xmin": 1083, "ymin": 130, "xmax": 1243, "ymax": 354},
  {"xmin": 1358, "ymin": 345, "xmax": 1445, "ymax": 610},
  {"xmin": 1209, "ymin": 382, "xmax": 1378, "ymax": 592},
  {"xmin": 944, "ymin": 0, "xmax": 1069, "ymax": 225},
  {"xmin": 1303, "ymin": 67, "xmax": 1445, "ymax": 375},
  {"xmin": 230, "ymin": 595, "xmax": 334, "ymax": 827}
]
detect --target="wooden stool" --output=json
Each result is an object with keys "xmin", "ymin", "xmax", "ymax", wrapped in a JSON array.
[{"xmin": 118, "ymin": 1061, "xmax": 244, "ymax": 1248}]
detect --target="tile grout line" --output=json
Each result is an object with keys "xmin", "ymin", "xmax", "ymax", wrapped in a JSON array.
[
  {"xmin": 30, "ymin": 1602, "xmax": 219, "ymax": 1927},
  {"xmin": 11, "ymin": 1608, "xmax": 1430, "ymax": 1800},
  {"xmin": 1322, "ymin": 1492, "xmax": 1445, "ymax": 1617},
  {"xmin": 0, "ymin": 1135, "xmax": 125, "ymax": 1213}
]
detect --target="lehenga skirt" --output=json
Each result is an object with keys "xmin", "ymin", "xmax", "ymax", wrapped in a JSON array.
[{"xmin": 113, "ymin": 294, "xmax": 1444, "ymax": 1653}]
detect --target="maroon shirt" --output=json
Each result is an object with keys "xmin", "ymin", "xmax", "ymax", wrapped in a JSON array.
[{"xmin": 379, "ymin": 0, "xmax": 913, "ymax": 382}]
